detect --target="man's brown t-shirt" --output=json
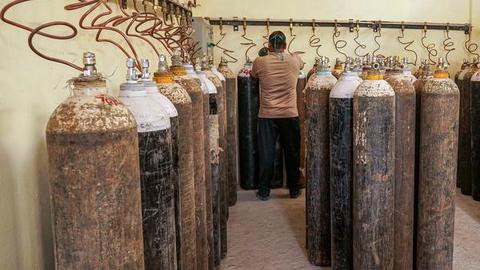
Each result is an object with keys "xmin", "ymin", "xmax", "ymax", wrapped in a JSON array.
[{"xmin": 251, "ymin": 52, "xmax": 304, "ymax": 118}]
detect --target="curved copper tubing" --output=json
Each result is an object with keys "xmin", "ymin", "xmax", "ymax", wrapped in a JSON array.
[
  {"xmin": 421, "ymin": 25, "xmax": 438, "ymax": 65},
  {"xmin": 442, "ymin": 26, "xmax": 455, "ymax": 65},
  {"xmin": 308, "ymin": 19, "xmax": 322, "ymax": 58},
  {"xmin": 1, "ymin": 0, "xmax": 82, "ymax": 71},
  {"xmin": 332, "ymin": 21, "xmax": 347, "ymax": 59},
  {"xmin": 465, "ymin": 32, "xmax": 480, "ymax": 61},
  {"xmin": 397, "ymin": 23, "xmax": 418, "ymax": 65}
]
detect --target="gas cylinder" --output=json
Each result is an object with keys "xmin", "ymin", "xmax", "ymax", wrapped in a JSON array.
[
  {"xmin": 353, "ymin": 63, "xmax": 395, "ymax": 270},
  {"xmin": 416, "ymin": 58, "xmax": 459, "ymax": 270},
  {"xmin": 413, "ymin": 59, "xmax": 426, "ymax": 78},
  {"xmin": 237, "ymin": 59, "xmax": 260, "ymax": 190},
  {"xmin": 307, "ymin": 57, "xmax": 320, "ymax": 82},
  {"xmin": 385, "ymin": 62, "xmax": 416, "ymax": 270},
  {"xmin": 118, "ymin": 58, "xmax": 176, "ymax": 270},
  {"xmin": 329, "ymin": 60, "xmax": 361, "ymax": 270},
  {"xmin": 153, "ymin": 55, "xmax": 203, "ymax": 270},
  {"xmin": 360, "ymin": 55, "xmax": 372, "ymax": 80},
  {"xmin": 412, "ymin": 61, "xmax": 432, "ymax": 265},
  {"xmin": 305, "ymin": 56, "xmax": 337, "ymax": 266},
  {"xmin": 170, "ymin": 52, "xmax": 207, "ymax": 270},
  {"xmin": 46, "ymin": 52, "xmax": 144, "ymax": 269},
  {"xmin": 139, "ymin": 59, "xmax": 189, "ymax": 269},
  {"xmin": 459, "ymin": 60, "xmax": 478, "ymax": 195},
  {"xmin": 218, "ymin": 57, "xmax": 239, "ymax": 207},
  {"xmin": 471, "ymin": 66, "xmax": 480, "ymax": 201},
  {"xmin": 454, "ymin": 60, "xmax": 467, "ymax": 188},
  {"xmin": 209, "ymin": 57, "xmax": 229, "ymax": 260},
  {"xmin": 199, "ymin": 57, "xmax": 221, "ymax": 268},
  {"xmin": 297, "ymin": 70, "xmax": 307, "ymax": 188},
  {"xmin": 195, "ymin": 60, "xmax": 213, "ymax": 266},
  {"xmin": 332, "ymin": 58, "xmax": 344, "ymax": 79}
]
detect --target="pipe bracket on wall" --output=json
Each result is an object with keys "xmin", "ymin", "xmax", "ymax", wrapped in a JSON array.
[{"xmin": 206, "ymin": 17, "xmax": 472, "ymax": 32}]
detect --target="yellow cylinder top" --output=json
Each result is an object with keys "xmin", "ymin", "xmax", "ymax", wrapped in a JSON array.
[
  {"xmin": 366, "ymin": 73, "xmax": 384, "ymax": 80},
  {"xmin": 434, "ymin": 70, "xmax": 449, "ymax": 79},
  {"xmin": 170, "ymin": 66, "xmax": 187, "ymax": 76},
  {"xmin": 153, "ymin": 71, "xmax": 175, "ymax": 83}
]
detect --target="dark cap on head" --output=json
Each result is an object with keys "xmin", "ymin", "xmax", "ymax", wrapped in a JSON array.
[{"xmin": 269, "ymin": 31, "xmax": 287, "ymax": 51}]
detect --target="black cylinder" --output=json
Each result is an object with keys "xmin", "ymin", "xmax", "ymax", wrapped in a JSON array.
[
  {"xmin": 238, "ymin": 67, "xmax": 260, "ymax": 190},
  {"xmin": 472, "ymin": 73, "xmax": 480, "ymax": 201},
  {"xmin": 329, "ymin": 72, "xmax": 361, "ymax": 270},
  {"xmin": 353, "ymin": 77, "xmax": 395, "ymax": 269}
]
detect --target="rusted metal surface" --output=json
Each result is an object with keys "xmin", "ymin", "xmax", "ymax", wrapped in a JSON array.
[
  {"xmin": 454, "ymin": 69, "xmax": 465, "ymax": 188},
  {"xmin": 471, "ymin": 72, "xmax": 480, "ymax": 201},
  {"xmin": 170, "ymin": 116, "xmax": 182, "ymax": 269},
  {"xmin": 416, "ymin": 77, "xmax": 459, "ymax": 270},
  {"xmin": 459, "ymin": 67, "xmax": 476, "ymax": 195},
  {"xmin": 305, "ymin": 72, "xmax": 336, "ymax": 266},
  {"xmin": 297, "ymin": 73, "xmax": 307, "ymax": 188},
  {"xmin": 218, "ymin": 64, "xmax": 239, "ymax": 207},
  {"xmin": 46, "ymin": 79, "xmax": 144, "ymax": 269},
  {"xmin": 173, "ymin": 72, "xmax": 207, "ymax": 270},
  {"xmin": 156, "ymin": 78, "xmax": 201, "ymax": 270},
  {"xmin": 353, "ymin": 79, "xmax": 395, "ymax": 270},
  {"xmin": 386, "ymin": 73, "xmax": 416, "ymax": 270}
]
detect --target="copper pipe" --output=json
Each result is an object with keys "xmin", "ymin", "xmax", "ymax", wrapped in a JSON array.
[{"xmin": 1, "ymin": 0, "xmax": 82, "ymax": 71}]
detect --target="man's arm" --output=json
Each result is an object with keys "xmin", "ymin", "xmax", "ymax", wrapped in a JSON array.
[
  {"xmin": 292, "ymin": 53, "xmax": 305, "ymax": 70},
  {"xmin": 251, "ymin": 57, "xmax": 262, "ymax": 78}
]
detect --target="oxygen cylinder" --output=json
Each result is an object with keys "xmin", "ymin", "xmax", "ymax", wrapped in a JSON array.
[
  {"xmin": 416, "ymin": 58, "xmax": 459, "ymax": 270},
  {"xmin": 209, "ymin": 58, "xmax": 229, "ymax": 260},
  {"xmin": 329, "ymin": 60, "xmax": 361, "ymax": 270},
  {"xmin": 195, "ymin": 60, "xmax": 213, "ymax": 266},
  {"xmin": 197, "ymin": 59, "xmax": 220, "ymax": 268},
  {"xmin": 118, "ymin": 59, "xmax": 176, "ymax": 269},
  {"xmin": 471, "ymin": 67, "xmax": 480, "ymax": 201},
  {"xmin": 454, "ymin": 60, "xmax": 468, "ymax": 188},
  {"xmin": 140, "ymin": 59, "xmax": 189, "ymax": 269},
  {"xmin": 169, "ymin": 52, "xmax": 207, "ymax": 270},
  {"xmin": 459, "ymin": 61, "xmax": 478, "ymax": 195},
  {"xmin": 353, "ymin": 63, "xmax": 395, "ymax": 270},
  {"xmin": 218, "ymin": 58, "xmax": 239, "ymax": 207},
  {"xmin": 332, "ymin": 58, "xmax": 344, "ymax": 79},
  {"xmin": 385, "ymin": 62, "xmax": 416, "ymax": 270},
  {"xmin": 305, "ymin": 56, "xmax": 337, "ymax": 266},
  {"xmin": 298, "ymin": 70, "xmax": 307, "ymax": 188},
  {"xmin": 46, "ymin": 52, "xmax": 144, "ymax": 269},
  {"xmin": 412, "ymin": 61, "xmax": 432, "ymax": 265},
  {"xmin": 237, "ymin": 60, "xmax": 260, "ymax": 190},
  {"xmin": 153, "ymin": 56, "xmax": 203, "ymax": 270}
]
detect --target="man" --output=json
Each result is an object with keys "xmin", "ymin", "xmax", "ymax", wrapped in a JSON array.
[{"xmin": 251, "ymin": 31, "xmax": 304, "ymax": 201}]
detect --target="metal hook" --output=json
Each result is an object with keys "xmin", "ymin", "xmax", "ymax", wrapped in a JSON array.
[
  {"xmin": 288, "ymin": 18, "xmax": 304, "ymax": 54},
  {"xmin": 372, "ymin": 21, "xmax": 383, "ymax": 57},
  {"xmin": 421, "ymin": 22, "xmax": 438, "ymax": 64},
  {"xmin": 354, "ymin": 20, "xmax": 368, "ymax": 57},
  {"xmin": 262, "ymin": 18, "xmax": 270, "ymax": 47},
  {"xmin": 397, "ymin": 21, "xmax": 418, "ymax": 65},
  {"xmin": 309, "ymin": 18, "xmax": 322, "ymax": 57},
  {"xmin": 240, "ymin": 17, "xmax": 256, "ymax": 62},
  {"xmin": 332, "ymin": 19, "xmax": 347, "ymax": 60},
  {"xmin": 443, "ymin": 22, "xmax": 455, "ymax": 65}
]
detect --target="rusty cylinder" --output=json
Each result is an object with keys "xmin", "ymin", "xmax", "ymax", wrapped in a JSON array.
[
  {"xmin": 171, "ymin": 54, "xmax": 207, "ymax": 270},
  {"xmin": 119, "ymin": 58, "xmax": 176, "ymax": 270},
  {"xmin": 459, "ymin": 62, "xmax": 477, "ymax": 195},
  {"xmin": 199, "ymin": 60, "xmax": 221, "ymax": 269},
  {"xmin": 238, "ymin": 61, "xmax": 260, "ymax": 190},
  {"xmin": 305, "ymin": 57, "xmax": 337, "ymax": 266},
  {"xmin": 454, "ymin": 60, "xmax": 468, "ymax": 188},
  {"xmin": 210, "ymin": 60, "xmax": 229, "ymax": 260},
  {"xmin": 218, "ymin": 59, "xmax": 239, "ymax": 207},
  {"xmin": 353, "ymin": 66, "xmax": 395, "ymax": 270},
  {"xmin": 385, "ymin": 65, "xmax": 416, "ymax": 270},
  {"xmin": 154, "ymin": 55, "xmax": 201, "ymax": 270},
  {"xmin": 46, "ymin": 53, "xmax": 144, "ymax": 269},
  {"xmin": 329, "ymin": 62, "xmax": 361, "ymax": 270},
  {"xmin": 472, "ymin": 69, "xmax": 480, "ymax": 201},
  {"xmin": 416, "ymin": 59, "xmax": 459, "ymax": 270},
  {"xmin": 297, "ymin": 71, "xmax": 307, "ymax": 188}
]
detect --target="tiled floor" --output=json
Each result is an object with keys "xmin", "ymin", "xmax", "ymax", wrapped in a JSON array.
[{"xmin": 221, "ymin": 189, "xmax": 480, "ymax": 270}]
